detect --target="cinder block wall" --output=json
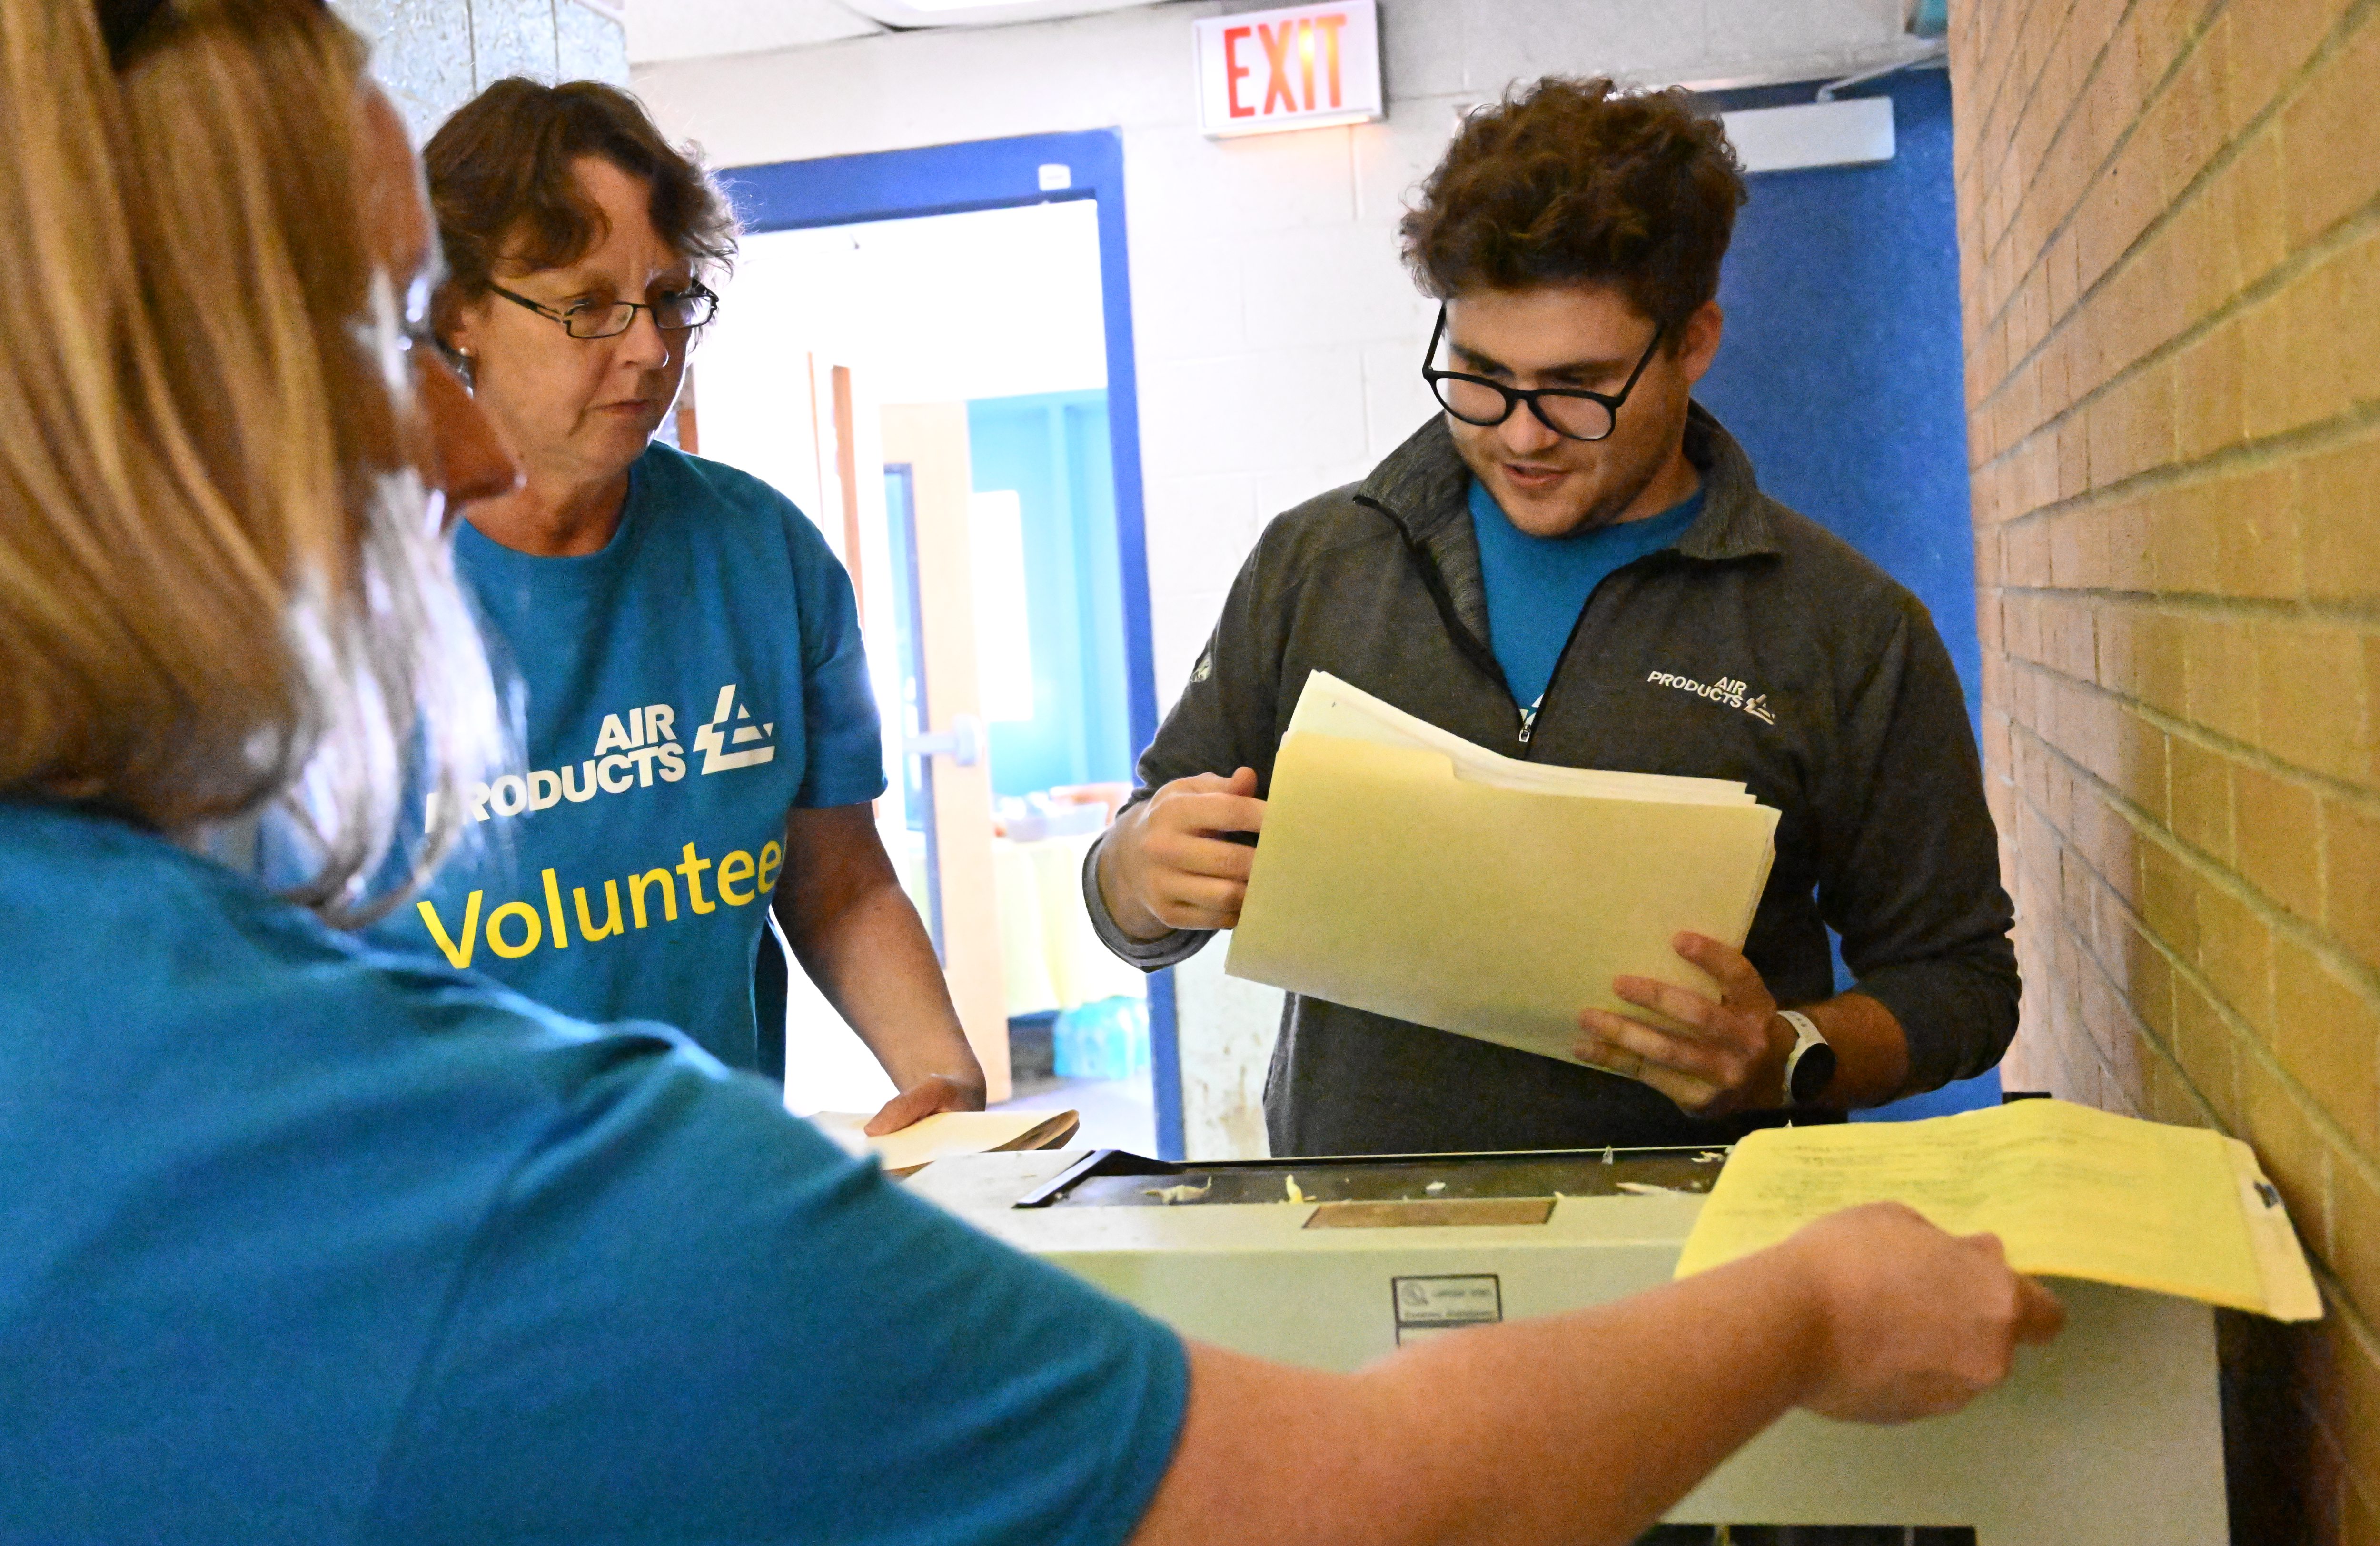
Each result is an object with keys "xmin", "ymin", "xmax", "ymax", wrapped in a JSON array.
[{"xmin": 1949, "ymin": 0, "xmax": 2379, "ymax": 1533}]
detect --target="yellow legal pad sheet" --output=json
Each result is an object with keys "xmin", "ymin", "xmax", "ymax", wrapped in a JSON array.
[
  {"xmin": 1224, "ymin": 672, "xmax": 1780, "ymax": 1064},
  {"xmin": 1675, "ymin": 1099, "xmax": 2321, "ymax": 1321}
]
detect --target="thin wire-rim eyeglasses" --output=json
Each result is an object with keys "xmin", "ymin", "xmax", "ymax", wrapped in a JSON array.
[
  {"xmin": 1420, "ymin": 305, "xmax": 1666, "ymax": 443},
  {"xmin": 487, "ymin": 281, "xmax": 719, "ymax": 340}
]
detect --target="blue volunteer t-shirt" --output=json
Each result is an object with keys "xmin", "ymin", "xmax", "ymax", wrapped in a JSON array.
[
  {"xmin": 380, "ymin": 442, "xmax": 886, "ymax": 1070},
  {"xmin": 0, "ymin": 800, "xmax": 1188, "ymax": 1545},
  {"xmin": 1469, "ymin": 477, "xmax": 1705, "ymax": 714}
]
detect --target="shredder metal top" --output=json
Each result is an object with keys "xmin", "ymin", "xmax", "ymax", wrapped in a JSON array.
[{"xmin": 1016, "ymin": 1145, "xmax": 1730, "ymax": 1209}]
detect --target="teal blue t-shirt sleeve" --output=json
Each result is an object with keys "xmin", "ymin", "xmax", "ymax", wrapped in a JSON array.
[
  {"xmin": 366, "ymin": 1050, "xmax": 1187, "ymax": 1546},
  {"xmin": 780, "ymin": 506, "xmax": 890, "ymax": 810}
]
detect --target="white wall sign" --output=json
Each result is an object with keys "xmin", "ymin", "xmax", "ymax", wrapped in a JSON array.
[
  {"xmin": 1192, "ymin": 0, "xmax": 1382, "ymax": 139},
  {"xmin": 1720, "ymin": 96, "xmax": 1897, "ymax": 174}
]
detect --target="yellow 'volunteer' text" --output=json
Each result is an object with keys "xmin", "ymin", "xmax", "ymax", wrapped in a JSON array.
[{"xmin": 416, "ymin": 838, "xmax": 785, "ymax": 970}]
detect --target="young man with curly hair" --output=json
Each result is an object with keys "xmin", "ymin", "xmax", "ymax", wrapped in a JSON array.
[{"xmin": 1091, "ymin": 77, "xmax": 2019, "ymax": 1157}]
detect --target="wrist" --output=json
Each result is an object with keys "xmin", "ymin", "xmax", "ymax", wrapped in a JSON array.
[
  {"xmin": 1095, "ymin": 822, "xmax": 1171, "ymax": 943},
  {"xmin": 901, "ymin": 1069, "xmax": 985, "ymax": 1107},
  {"xmin": 1771, "ymin": 1233, "xmax": 1846, "ymax": 1410},
  {"xmin": 1758, "ymin": 1011, "xmax": 1797, "ymax": 1107},
  {"xmin": 1776, "ymin": 1008, "xmax": 1838, "ymax": 1107}
]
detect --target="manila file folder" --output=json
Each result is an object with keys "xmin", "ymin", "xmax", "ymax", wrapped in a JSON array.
[{"xmin": 1225, "ymin": 675, "xmax": 1781, "ymax": 1064}]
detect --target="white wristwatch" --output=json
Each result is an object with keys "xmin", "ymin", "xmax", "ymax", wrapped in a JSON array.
[{"xmin": 1778, "ymin": 1009, "xmax": 1836, "ymax": 1105}]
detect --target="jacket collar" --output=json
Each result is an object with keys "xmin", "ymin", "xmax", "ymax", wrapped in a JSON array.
[
  {"xmin": 1354, "ymin": 415, "xmax": 1495, "ymax": 657},
  {"xmin": 1672, "ymin": 402, "xmax": 1784, "ymax": 561}
]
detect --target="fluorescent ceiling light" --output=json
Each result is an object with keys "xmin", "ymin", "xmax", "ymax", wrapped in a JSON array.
[{"xmin": 838, "ymin": 0, "xmax": 1161, "ymax": 25}]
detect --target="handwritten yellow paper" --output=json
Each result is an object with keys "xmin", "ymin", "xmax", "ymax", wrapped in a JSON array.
[{"xmin": 1676, "ymin": 1099, "xmax": 2320, "ymax": 1320}]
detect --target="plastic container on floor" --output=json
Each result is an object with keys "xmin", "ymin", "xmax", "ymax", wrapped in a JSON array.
[{"xmin": 1053, "ymin": 995, "xmax": 1150, "ymax": 1081}]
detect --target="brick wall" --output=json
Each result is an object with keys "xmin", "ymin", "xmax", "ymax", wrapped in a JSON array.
[{"xmin": 1950, "ymin": 0, "xmax": 2380, "ymax": 1536}]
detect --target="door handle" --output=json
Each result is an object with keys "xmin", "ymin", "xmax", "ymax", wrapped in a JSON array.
[{"xmin": 903, "ymin": 714, "xmax": 982, "ymax": 768}]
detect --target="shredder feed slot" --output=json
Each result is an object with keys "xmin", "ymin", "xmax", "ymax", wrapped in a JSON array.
[{"xmin": 1012, "ymin": 1145, "xmax": 1726, "ymax": 1209}]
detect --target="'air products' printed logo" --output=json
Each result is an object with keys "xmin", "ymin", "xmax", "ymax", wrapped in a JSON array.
[
  {"xmin": 695, "ymin": 683, "xmax": 776, "ymax": 774},
  {"xmin": 422, "ymin": 684, "xmax": 775, "ymax": 831},
  {"xmin": 1646, "ymin": 669, "xmax": 1777, "ymax": 726}
]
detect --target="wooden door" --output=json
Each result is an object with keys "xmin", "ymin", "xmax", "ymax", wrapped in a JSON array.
[{"xmin": 881, "ymin": 403, "xmax": 1011, "ymax": 1102}]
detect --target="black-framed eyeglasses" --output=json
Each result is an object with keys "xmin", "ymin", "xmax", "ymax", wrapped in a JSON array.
[
  {"xmin": 489, "ymin": 281, "xmax": 719, "ymax": 340},
  {"xmin": 1420, "ymin": 305, "xmax": 1665, "ymax": 443}
]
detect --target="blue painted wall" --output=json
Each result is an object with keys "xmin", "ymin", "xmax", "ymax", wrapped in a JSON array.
[
  {"xmin": 1694, "ymin": 70, "xmax": 2003, "ymax": 1118},
  {"xmin": 968, "ymin": 391, "xmax": 1136, "ymax": 798},
  {"xmin": 1696, "ymin": 70, "xmax": 1981, "ymax": 733}
]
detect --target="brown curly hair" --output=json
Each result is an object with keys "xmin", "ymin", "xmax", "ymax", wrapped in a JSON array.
[
  {"xmin": 422, "ymin": 78, "xmax": 737, "ymax": 340},
  {"xmin": 1400, "ymin": 77, "xmax": 1746, "ymax": 332}
]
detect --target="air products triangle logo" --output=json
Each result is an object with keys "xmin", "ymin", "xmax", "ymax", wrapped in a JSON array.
[{"xmin": 695, "ymin": 683, "xmax": 776, "ymax": 774}]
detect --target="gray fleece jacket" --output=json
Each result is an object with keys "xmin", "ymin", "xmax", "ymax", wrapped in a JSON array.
[{"xmin": 1086, "ymin": 405, "xmax": 2017, "ymax": 1157}]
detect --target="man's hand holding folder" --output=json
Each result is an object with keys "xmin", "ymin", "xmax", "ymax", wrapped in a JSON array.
[
  {"xmin": 1578, "ymin": 929, "xmax": 1794, "ymax": 1113},
  {"xmin": 1579, "ymin": 930, "xmax": 1909, "ymax": 1115},
  {"xmin": 1098, "ymin": 765, "xmax": 1267, "ymax": 940}
]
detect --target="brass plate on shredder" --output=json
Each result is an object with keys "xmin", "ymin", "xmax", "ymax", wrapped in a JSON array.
[{"xmin": 1304, "ymin": 1197, "xmax": 1555, "ymax": 1229}]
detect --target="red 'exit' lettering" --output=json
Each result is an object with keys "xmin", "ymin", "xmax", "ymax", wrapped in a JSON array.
[
  {"xmin": 1224, "ymin": 11, "xmax": 1349, "ymax": 120},
  {"xmin": 1223, "ymin": 25, "xmax": 1255, "ymax": 118},
  {"xmin": 1258, "ymin": 21, "xmax": 1298, "ymax": 113}
]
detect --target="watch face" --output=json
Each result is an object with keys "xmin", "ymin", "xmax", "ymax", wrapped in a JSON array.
[{"xmin": 1790, "ymin": 1041, "xmax": 1838, "ymax": 1104}]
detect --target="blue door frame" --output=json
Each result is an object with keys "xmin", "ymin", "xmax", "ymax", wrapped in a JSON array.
[{"xmin": 723, "ymin": 130, "xmax": 1186, "ymax": 1157}]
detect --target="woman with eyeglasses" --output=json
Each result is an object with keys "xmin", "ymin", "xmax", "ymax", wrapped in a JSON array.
[{"xmin": 396, "ymin": 80, "xmax": 982, "ymax": 1133}]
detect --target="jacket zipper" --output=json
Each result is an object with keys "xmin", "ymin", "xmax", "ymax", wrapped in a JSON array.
[
  {"xmin": 1520, "ymin": 548, "xmax": 1680, "ymax": 758},
  {"xmin": 1521, "ymin": 584, "xmax": 1605, "ymax": 758},
  {"xmin": 1363, "ymin": 494, "xmax": 1631, "ymax": 760}
]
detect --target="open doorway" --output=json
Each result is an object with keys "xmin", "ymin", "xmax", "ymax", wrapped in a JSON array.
[{"xmin": 690, "ymin": 136, "xmax": 1168, "ymax": 1155}]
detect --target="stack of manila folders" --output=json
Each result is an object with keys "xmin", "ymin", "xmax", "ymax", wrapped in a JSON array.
[{"xmin": 1226, "ymin": 671, "xmax": 1781, "ymax": 1066}]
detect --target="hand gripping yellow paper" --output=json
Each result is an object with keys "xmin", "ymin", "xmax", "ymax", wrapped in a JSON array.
[{"xmin": 1675, "ymin": 1099, "xmax": 2320, "ymax": 1320}]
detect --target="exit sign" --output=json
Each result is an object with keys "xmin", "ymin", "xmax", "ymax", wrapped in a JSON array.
[{"xmin": 1193, "ymin": 1, "xmax": 1383, "ymax": 139}]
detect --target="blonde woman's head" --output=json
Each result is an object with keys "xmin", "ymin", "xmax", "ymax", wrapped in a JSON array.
[{"xmin": 0, "ymin": 0, "xmax": 515, "ymax": 921}]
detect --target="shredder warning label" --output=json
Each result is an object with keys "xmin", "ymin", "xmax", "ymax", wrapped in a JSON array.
[{"xmin": 1392, "ymin": 1274, "xmax": 1502, "ymax": 1345}]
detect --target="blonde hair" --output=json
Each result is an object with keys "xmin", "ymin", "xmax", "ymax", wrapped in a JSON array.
[{"xmin": 0, "ymin": 0, "xmax": 501, "ymax": 923}]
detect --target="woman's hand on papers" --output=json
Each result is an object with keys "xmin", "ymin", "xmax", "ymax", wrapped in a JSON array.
[
  {"xmin": 864, "ymin": 1072, "xmax": 987, "ymax": 1136},
  {"xmin": 1576, "ymin": 932, "xmax": 1794, "ymax": 1114},
  {"xmin": 1780, "ymin": 1202, "xmax": 2066, "ymax": 1423},
  {"xmin": 1097, "ymin": 768, "xmax": 1269, "ymax": 941}
]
